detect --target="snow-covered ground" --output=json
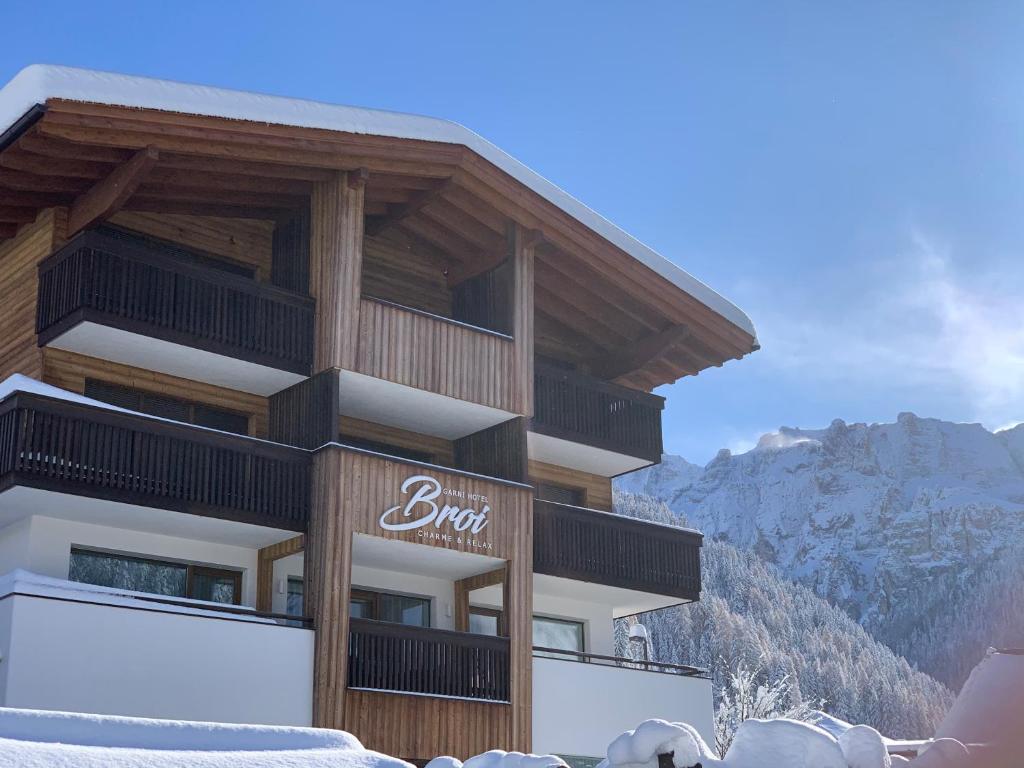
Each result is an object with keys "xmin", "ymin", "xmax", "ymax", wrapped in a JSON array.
[{"xmin": 0, "ymin": 708, "xmax": 410, "ymax": 768}]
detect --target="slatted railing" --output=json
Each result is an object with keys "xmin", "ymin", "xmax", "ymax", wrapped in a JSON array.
[
  {"xmin": 348, "ymin": 618, "xmax": 510, "ymax": 702},
  {"xmin": 531, "ymin": 364, "xmax": 664, "ymax": 461},
  {"xmin": 36, "ymin": 230, "xmax": 314, "ymax": 374},
  {"xmin": 533, "ymin": 499, "xmax": 701, "ymax": 600},
  {"xmin": 0, "ymin": 392, "xmax": 310, "ymax": 531}
]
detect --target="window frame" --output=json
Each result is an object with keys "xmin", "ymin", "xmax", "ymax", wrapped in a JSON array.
[
  {"xmin": 349, "ymin": 587, "xmax": 433, "ymax": 628},
  {"xmin": 532, "ymin": 613, "xmax": 587, "ymax": 656},
  {"xmin": 68, "ymin": 546, "xmax": 243, "ymax": 606},
  {"xmin": 468, "ymin": 604, "xmax": 506, "ymax": 637},
  {"xmin": 84, "ymin": 379, "xmax": 252, "ymax": 436}
]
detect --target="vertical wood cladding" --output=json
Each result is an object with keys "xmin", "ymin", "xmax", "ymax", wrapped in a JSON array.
[
  {"xmin": 344, "ymin": 689, "xmax": 511, "ymax": 761},
  {"xmin": 0, "ymin": 209, "xmax": 64, "ymax": 381},
  {"xmin": 355, "ymin": 297, "xmax": 517, "ymax": 412},
  {"xmin": 311, "ymin": 172, "xmax": 364, "ymax": 370},
  {"xmin": 308, "ymin": 446, "xmax": 533, "ymax": 753},
  {"xmin": 454, "ymin": 417, "xmax": 528, "ymax": 483},
  {"xmin": 362, "ymin": 230, "xmax": 451, "ymax": 317},
  {"xmin": 528, "ymin": 460, "xmax": 613, "ymax": 512},
  {"xmin": 511, "ymin": 224, "xmax": 535, "ymax": 417},
  {"xmin": 42, "ymin": 348, "xmax": 268, "ymax": 436},
  {"xmin": 109, "ymin": 211, "xmax": 274, "ymax": 279},
  {"xmin": 306, "ymin": 449, "xmax": 354, "ymax": 729},
  {"xmin": 271, "ymin": 205, "xmax": 311, "ymax": 293},
  {"xmin": 256, "ymin": 535, "xmax": 305, "ymax": 613},
  {"xmin": 269, "ymin": 369, "xmax": 339, "ymax": 449}
]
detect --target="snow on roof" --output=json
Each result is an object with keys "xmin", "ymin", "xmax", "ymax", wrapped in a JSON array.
[
  {"xmin": 0, "ymin": 65, "xmax": 757, "ymax": 342},
  {"xmin": 0, "ymin": 706, "xmax": 411, "ymax": 768}
]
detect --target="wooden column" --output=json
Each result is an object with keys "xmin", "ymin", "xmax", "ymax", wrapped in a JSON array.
[
  {"xmin": 305, "ymin": 448, "xmax": 352, "ymax": 728},
  {"xmin": 311, "ymin": 171, "xmax": 365, "ymax": 371},
  {"xmin": 256, "ymin": 535, "xmax": 305, "ymax": 613},
  {"xmin": 507, "ymin": 537, "xmax": 533, "ymax": 751},
  {"xmin": 511, "ymin": 223, "xmax": 535, "ymax": 417}
]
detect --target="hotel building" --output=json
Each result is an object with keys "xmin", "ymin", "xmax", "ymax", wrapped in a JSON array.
[{"xmin": 0, "ymin": 66, "xmax": 757, "ymax": 764}]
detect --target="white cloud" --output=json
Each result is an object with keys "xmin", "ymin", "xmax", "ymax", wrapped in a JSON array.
[{"xmin": 751, "ymin": 231, "xmax": 1024, "ymax": 430}]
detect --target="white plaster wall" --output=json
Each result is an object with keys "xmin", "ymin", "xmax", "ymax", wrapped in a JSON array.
[
  {"xmin": 474, "ymin": 584, "xmax": 616, "ymax": 655},
  {"xmin": 0, "ymin": 593, "xmax": 313, "ymax": 725},
  {"xmin": 532, "ymin": 656, "xmax": 715, "ymax": 758},
  {"xmin": 0, "ymin": 516, "xmax": 260, "ymax": 605}
]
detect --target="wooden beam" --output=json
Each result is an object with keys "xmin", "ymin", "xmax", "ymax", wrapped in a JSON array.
[
  {"xmin": 365, "ymin": 176, "xmax": 452, "ymax": 236},
  {"xmin": 256, "ymin": 535, "xmax": 305, "ymax": 613},
  {"xmin": 591, "ymin": 324, "xmax": 692, "ymax": 380},
  {"xmin": 0, "ymin": 206, "xmax": 38, "ymax": 224},
  {"xmin": 67, "ymin": 145, "xmax": 159, "ymax": 236},
  {"xmin": 453, "ymin": 567, "xmax": 507, "ymax": 632}
]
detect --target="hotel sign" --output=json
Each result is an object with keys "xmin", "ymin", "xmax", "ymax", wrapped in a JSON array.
[{"xmin": 378, "ymin": 474, "xmax": 494, "ymax": 551}]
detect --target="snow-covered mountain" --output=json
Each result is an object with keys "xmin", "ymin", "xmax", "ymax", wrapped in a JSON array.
[
  {"xmin": 613, "ymin": 492, "xmax": 952, "ymax": 739},
  {"xmin": 616, "ymin": 415, "xmax": 1024, "ymax": 689}
]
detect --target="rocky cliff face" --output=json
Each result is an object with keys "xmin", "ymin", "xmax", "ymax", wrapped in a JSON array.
[{"xmin": 617, "ymin": 415, "xmax": 1024, "ymax": 685}]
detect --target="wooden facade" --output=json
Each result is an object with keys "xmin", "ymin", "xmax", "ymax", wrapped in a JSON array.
[{"xmin": 0, "ymin": 77, "xmax": 755, "ymax": 761}]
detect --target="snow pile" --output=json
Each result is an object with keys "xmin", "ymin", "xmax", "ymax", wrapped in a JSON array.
[
  {"xmin": 726, "ymin": 719, "xmax": 846, "ymax": 768},
  {"xmin": 0, "ymin": 707, "xmax": 411, "ymax": 768},
  {"xmin": 426, "ymin": 751, "xmax": 567, "ymax": 768},
  {"xmin": 599, "ymin": 718, "xmax": 905, "ymax": 768},
  {"xmin": 599, "ymin": 719, "xmax": 719, "ymax": 768},
  {"xmin": 838, "ymin": 726, "xmax": 891, "ymax": 768}
]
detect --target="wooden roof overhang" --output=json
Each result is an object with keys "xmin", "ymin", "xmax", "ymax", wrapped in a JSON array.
[{"xmin": 0, "ymin": 100, "xmax": 758, "ymax": 390}]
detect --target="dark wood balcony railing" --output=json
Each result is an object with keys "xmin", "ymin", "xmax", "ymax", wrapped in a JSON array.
[
  {"xmin": 531, "ymin": 363, "xmax": 664, "ymax": 462},
  {"xmin": 0, "ymin": 392, "xmax": 310, "ymax": 531},
  {"xmin": 36, "ymin": 229, "xmax": 314, "ymax": 374},
  {"xmin": 533, "ymin": 499, "xmax": 701, "ymax": 600},
  {"xmin": 348, "ymin": 618, "xmax": 510, "ymax": 702}
]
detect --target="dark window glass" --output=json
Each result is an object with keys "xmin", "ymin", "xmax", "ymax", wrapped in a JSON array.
[
  {"xmin": 190, "ymin": 566, "xmax": 241, "ymax": 605},
  {"xmin": 469, "ymin": 606, "xmax": 503, "ymax": 636},
  {"xmin": 70, "ymin": 549, "xmax": 186, "ymax": 597},
  {"xmin": 85, "ymin": 380, "xmax": 250, "ymax": 436},
  {"xmin": 349, "ymin": 588, "xmax": 430, "ymax": 627},
  {"xmin": 69, "ymin": 548, "xmax": 241, "ymax": 605},
  {"xmin": 287, "ymin": 577, "xmax": 304, "ymax": 617},
  {"xmin": 537, "ymin": 483, "xmax": 584, "ymax": 507},
  {"xmin": 533, "ymin": 615, "xmax": 585, "ymax": 657}
]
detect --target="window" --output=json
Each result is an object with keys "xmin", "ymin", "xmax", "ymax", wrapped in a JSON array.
[
  {"xmin": 69, "ymin": 548, "xmax": 242, "ymax": 605},
  {"xmin": 533, "ymin": 615, "xmax": 585, "ymax": 657},
  {"xmin": 349, "ymin": 588, "xmax": 431, "ymax": 627},
  {"xmin": 286, "ymin": 577, "xmax": 304, "ymax": 617},
  {"xmin": 469, "ymin": 605, "xmax": 504, "ymax": 637},
  {"xmin": 84, "ymin": 380, "xmax": 250, "ymax": 436},
  {"xmin": 536, "ymin": 482, "xmax": 584, "ymax": 507}
]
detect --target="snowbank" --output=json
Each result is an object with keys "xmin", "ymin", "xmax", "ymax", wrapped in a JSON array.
[
  {"xmin": 426, "ymin": 751, "xmax": 566, "ymax": 768},
  {"xmin": 598, "ymin": 719, "xmax": 718, "ymax": 768},
  {"xmin": 726, "ymin": 719, "xmax": 846, "ymax": 768},
  {"xmin": 0, "ymin": 707, "xmax": 411, "ymax": 768}
]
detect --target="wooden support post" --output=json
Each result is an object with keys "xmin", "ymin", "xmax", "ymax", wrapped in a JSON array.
[
  {"xmin": 67, "ymin": 146, "xmax": 158, "ymax": 236},
  {"xmin": 311, "ymin": 170, "xmax": 365, "ymax": 371},
  {"xmin": 511, "ymin": 222, "xmax": 535, "ymax": 417},
  {"xmin": 453, "ymin": 567, "xmax": 508, "ymax": 633},
  {"xmin": 256, "ymin": 535, "xmax": 305, "ymax": 613},
  {"xmin": 507, "ymin": 538, "xmax": 533, "ymax": 751},
  {"xmin": 305, "ymin": 449, "xmax": 353, "ymax": 728}
]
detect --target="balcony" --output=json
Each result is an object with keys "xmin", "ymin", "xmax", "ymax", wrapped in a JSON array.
[
  {"xmin": 532, "ymin": 649, "xmax": 713, "ymax": 759},
  {"xmin": 0, "ymin": 571, "xmax": 313, "ymax": 725},
  {"xmin": 529, "ymin": 363, "xmax": 664, "ymax": 476},
  {"xmin": 533, "ymin": 499, "xmax": 701, "ymax": 603},
  {"xmin": 36, "ymin": 229, "xmax": 314, "ymax": 396},
  {"xmin": 348, "ymin": 618, "xmax": 510, "ymax": 702},
  {"xmin": 0, "ymin": 389, "xmax": 310, "ymax": 532},
  {"xmin": 340, "ymin": 297, "xmax": 519, "ymax": 439}
]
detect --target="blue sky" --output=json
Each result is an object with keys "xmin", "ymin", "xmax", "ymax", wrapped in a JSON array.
[{"xmin": 4, "ymin": 2, "xmax": 1023, "ymax": 463}]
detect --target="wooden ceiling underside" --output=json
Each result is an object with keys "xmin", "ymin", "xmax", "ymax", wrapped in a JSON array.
[{"xmin": 0, "ymin": 100, "xmax": 757, "ymax": 390}]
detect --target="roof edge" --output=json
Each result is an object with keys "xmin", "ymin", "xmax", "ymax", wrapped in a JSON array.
[{"xmin": 0, "ymin": 64, "xmax": 757, "ymax": 343}]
